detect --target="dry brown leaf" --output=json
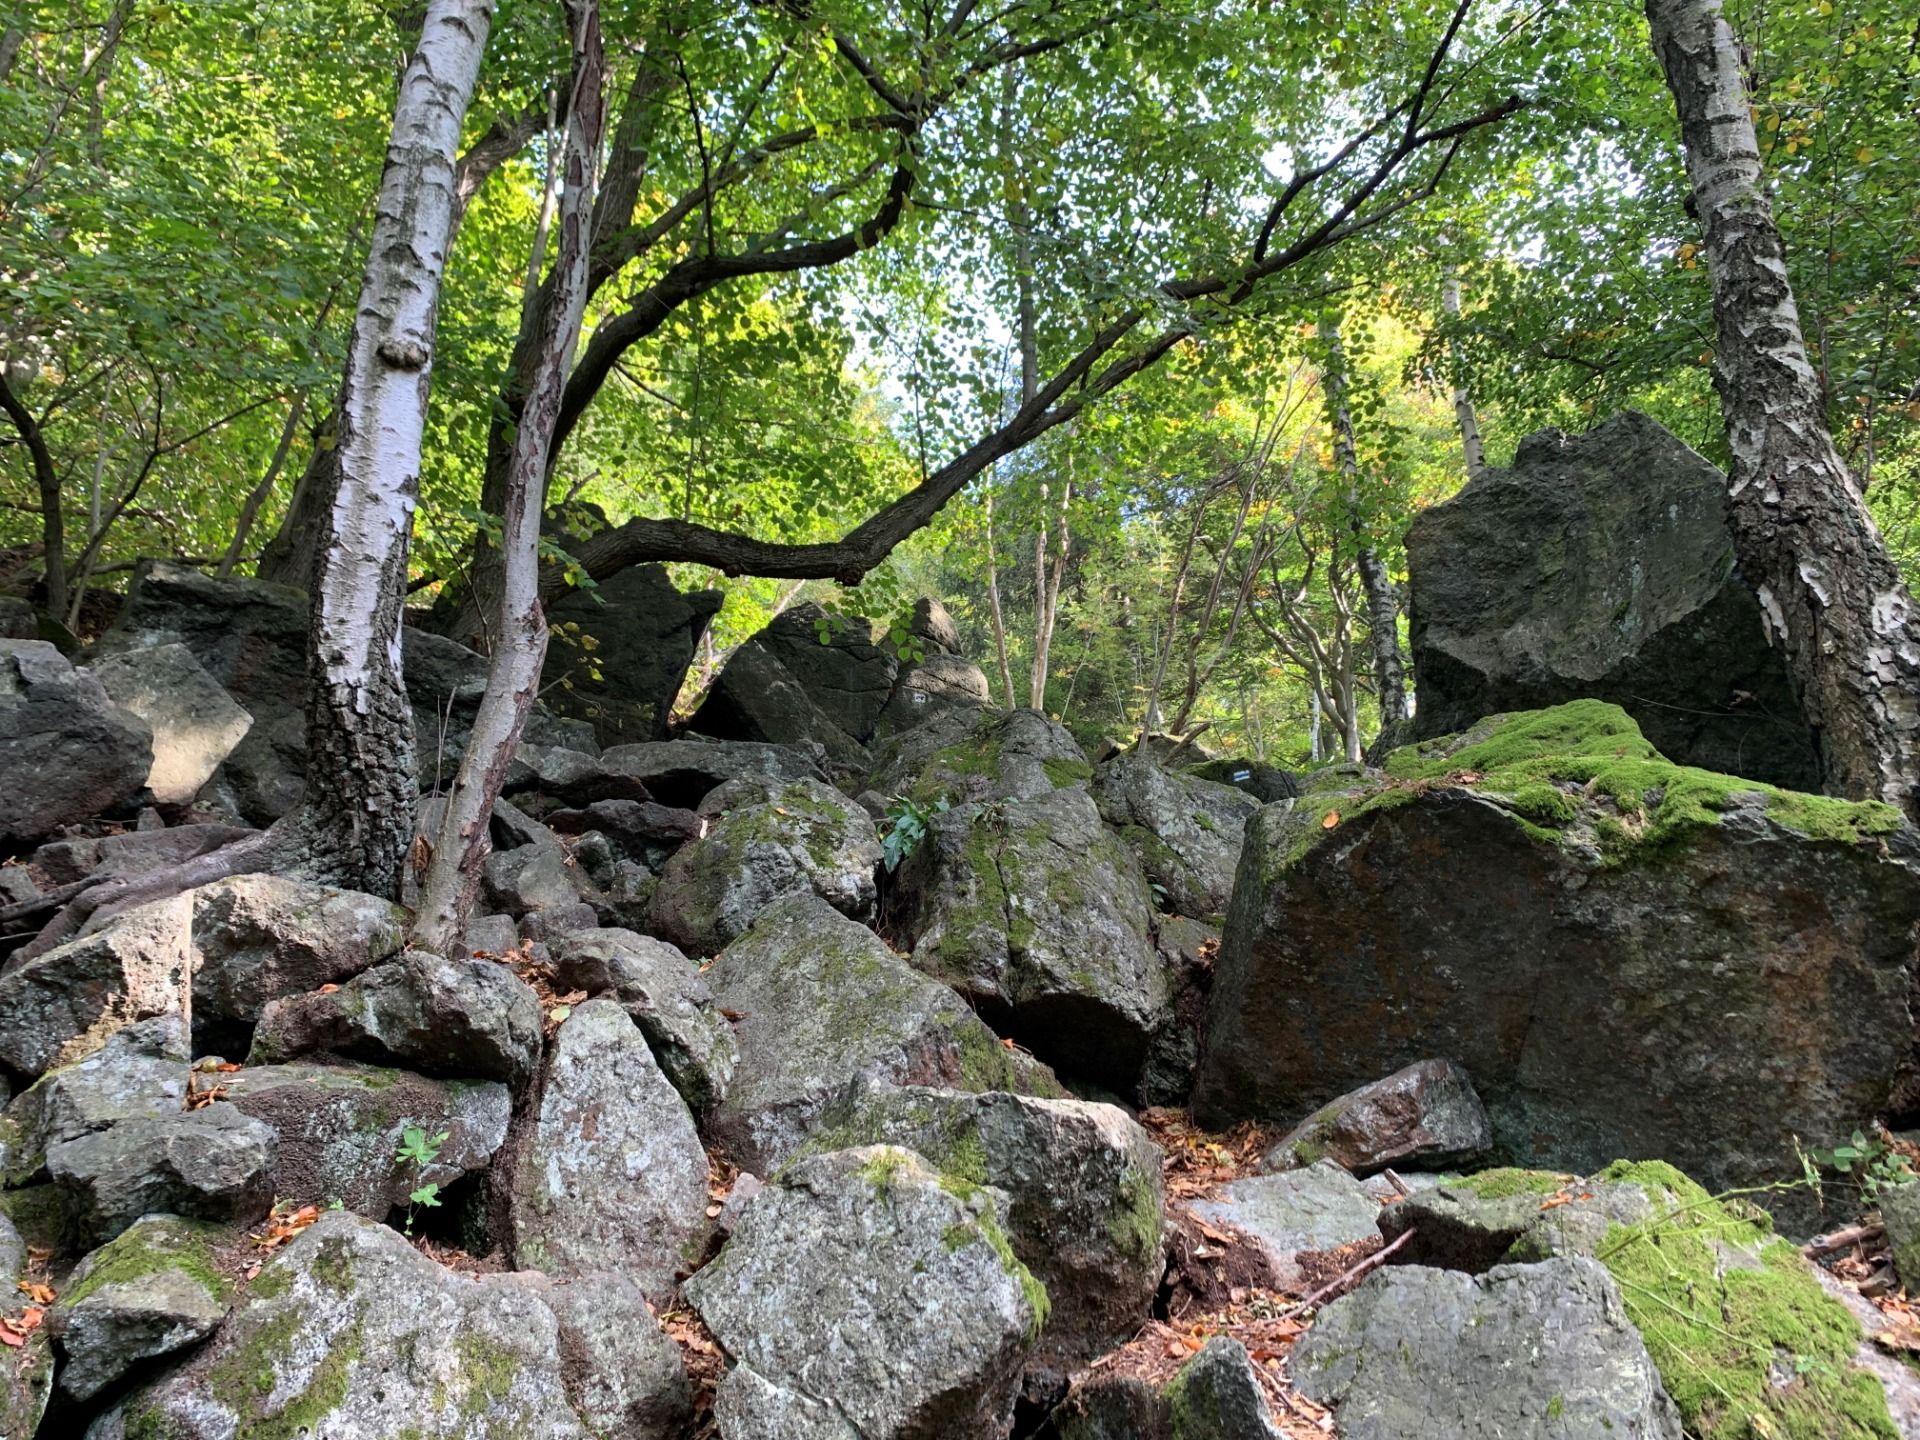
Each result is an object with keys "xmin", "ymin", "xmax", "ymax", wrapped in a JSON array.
[{"xmin": 1320, "ymin": 811, "xmax": 1340, "ymax": 829}]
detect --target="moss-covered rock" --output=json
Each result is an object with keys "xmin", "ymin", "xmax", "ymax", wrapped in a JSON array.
[
  {"xmin": 1195, "ymin": 703, "xmax": 1920, "ymax": 1233},
  {"xmin": 1093, "ymin": 752, "xmax": 1261, "ymax": 919},
  {"xmin": 50, "ymin": 1215, "xmax": 231, "ymax": 1401}
]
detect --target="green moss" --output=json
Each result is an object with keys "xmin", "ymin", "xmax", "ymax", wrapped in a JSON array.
[
  {"xmin": 1191, "ymin": 810, "xmax": 1218, "ymax": 834},
  {"xmin": 1546, "ymin": 1395, "xmax": 1565, "ymax": 1421},
  {"xmin": 1041, "ymin": 756, "xmax": 1093, "ymax": 788},
  {"xmin": 0, "ymin": 1185, "xmax": 67, "ymax": 1253},
  {"xmin": 206, "ymin": 1304, "xmax": 361, "ymax": 1440},
  {"xmin": 454, "ymin": 1332, "xmax": 520, "ymax": 1417},
  {"xmin": 1371, "ymin": 701, "xmax": 1903, "ymax": 864},
  {"xmin": 61, "ymin": 1218, "xmax": 227, "ymax": 1309},
  {"xmin": 859, "ymin": 1148, "xmax": 912, "ymax": 1194},
  {"xmin": 1443, "ymin": 1167, "xmax": 1572, "ymax": 1200},
  {"xmin": 943, "ymin": 1131, "xmax": 990, "ymax": 1187},
  {"xmin": 1108, "ymin": 1166, "xmax": 1163, "ymax": 1263},
  {"xmin": 1592, "ymin": 1161, "xmax": 1895, "ymax": 1439},
  {"xmin": 944, "ymin": 1203, "xmax": 1051, "ymax": 1339}
]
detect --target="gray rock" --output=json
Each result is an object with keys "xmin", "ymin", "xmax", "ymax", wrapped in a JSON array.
[
  {"xmin": 1094, "ymin": 752, "xmax": 1261, "ymax": 918},
  {"xmin": 221, "ymin": 1062, "xmax": 508, "ymax": 1217},
  {"xmin": 881, "ymin": 707, "xmax": 1093, "ymax": 806},
  {"xmin": 807, "ymin": 1082, "xmax": 1165, "ymax": 1376},
  {"xmin": 483, "ymin": 840, "xmax": 592, "ymax": 917},
  {"xmin": 0, "ymin": 639, "xmax": 151, "ymax": 843},
  {"xmin": 704, "ymin": 894, "xmax": 1061, "ymax": 1172},
  {"xmin": 49, "ymin": 1102, "xmax": 275, "ymax": 1245},
  {"xmin": 649, "ymin": 775, "xmax": 882, "ymax": 956},
  {"xmin": 752, "ymin": 601, "xmax": 901, "ymax": 742},
  {"xmin": 911, "ymin": 598, "xmax": 963, "ymax": 655},
  {"xmin": 1882, "ymin": 1180, "xmax": 1920, "ymax": 1292},
  {"xmin": 1812, "ymin": 1265, "xmax": 1920, "ymax": 1438},
  {"xmin": 1184, "ymin": 757, "xmax": 1299, "ymax": 804},
  {"xmin": 0, "ymin": 892, "xmax": 190, "ymax": 1078},
  {"xmin": 1162, "ymin": 1338, "xmax": 1282, "ymax": 1438},
  {"xmin": 1190, "ymin": 1161, "xmax": 1382, "ymax": 1289},
  {"xmin": 511, "ymin": 734, "xmax": 828, "ymax": 812},
  {"xmin": 249, "ymin": 950, "xmax": 544, "ymax": 1088},
  {"xmin": 544, "ymin": 926, "xmax": 737, "ymax": 1113},
  {"xmin": 875, "ymin": 652, "xmax": 993, "ymax": 739},
  {"xmin": 189, "ymin": 874, "xmax": 408, "ymax": 1039},
  {"xmin": 688, "ymin": 639, "xmax": 869, "ymax": 767},
  {"xmin": 1045, "ymin": 1375, "xmax": 1171, "ymax": 1440},
  {"xmin": 1294, "ymin": 1258, "xmax": 1683, "ymax": 1439},
  {"xmin": 1374, "ymin": 1171, "xmax": 1581, "ymax": 1271},
  {"xmin": 1193, "ymin": 701, "xmax": 1920, "ymax": 1234},
  {"xmin": 543, "ymin": 558, "xmax": 721, "ymax": 746},
  {"xmin": 515, "ymin": 1269, "xmax": 695, "ymax": 1439},
  {"xmin": 685, "ymin": 1146, "xmax": 1044, "ymax": 1440},
  {"xmin": 49, "ymin": 1215, "xmax": 231, "ymax": 1401},
  {"xmin": 94, "ymin": 1211, "xmax": 605, "ymax": 1439},
  {"xmin": 895, "ymin": 784, "xmax": 1170, "ymax": 1095},
  {"xmin": 505, "ymin": 999, "xmax": 709, "ymax": 1299},
  {"xmin": 90, "ymin": 642, "xmax": 253, "ymax": 806},
  {"xmin": 1406, "ymin": 411, "xmax": 1818, "ymax": 788},
  {"xmin": 545, "ymin": 797, "xmax": 704, "ymax": 867},
  {"xmin": 0, "ymin": 597, "xmax": 36, "ymax": 641},
  {"xmin": 1262, "ymin": 1059, "xmax": 1492, "ymax": 1177},
  {"xmin": 3, "ymin": 1015, "xmax": 187, "ymax": 1181}
]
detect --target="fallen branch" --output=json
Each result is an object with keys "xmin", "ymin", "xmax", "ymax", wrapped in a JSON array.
[
  {"xmin": 1279, "ymin": 1226, "xmax": 1414, "ymax": 1319},
  {"xmin": 1803, "ymin": 1223, "xmax": 1883, "ymax": 1259}
]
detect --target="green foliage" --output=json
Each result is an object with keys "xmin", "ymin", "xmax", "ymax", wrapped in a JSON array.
[
  {"xmin": 1807, "ymin": 1128, "xmax": 1916, "ymax": 1203},
  {"xmin": 880, "ymin": 795, "xmax": 948, "ymax": 873},
  {"xmin": 395, "ymin": 1126, "xmax": 449, "ymax": 1235}
]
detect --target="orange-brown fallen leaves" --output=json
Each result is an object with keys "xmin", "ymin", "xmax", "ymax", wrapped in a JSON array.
[
  {"xmin": 1139, "ymin": 1107, "xmax": 1273, "ymax": 1202},
  {"xmin": 0, "ymin": 1305, "xmax": 44, "ymax": 1348},
  {"xmin": 1082, "ymin": 1292, "xmax": 1331, "ymax": 1435},
  {"xmin": 475, "ymin": 939, "xmax": 586, "ymax": 1033},
  {"xmin": 239, "ymin": 1200, "xmax": 323, "ymax": 1279},
  {"xmin": 660, "ymin": 1304, "xmax": 725, "ymax": 1438},
  {"xmin": 0, "ymin": 1275, "xmax": 53, "ymax": 1350}
]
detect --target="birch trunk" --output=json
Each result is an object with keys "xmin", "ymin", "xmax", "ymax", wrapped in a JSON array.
[
  {"xmin": 1647, "ymin": 0, "xmax": 1920, "ymax": 817},
  {"xmin": 297, "ymin": 0, "xmax": 495, "ymax": 895},
  {"xmin": 412, "ymin": 1, "xmax": 604, "ymax": 951},
  {"xmin": 1319, "ymin": 321, "xmax": 1408, "ymax": 732},
  {"xmin": 984, "ymin": 489, "xmax": 1017, "ymax": 709}
]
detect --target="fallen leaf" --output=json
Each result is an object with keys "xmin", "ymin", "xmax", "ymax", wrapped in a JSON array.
[
  {"xmin": 1000, "ymin": 1038, "xmax": 1016, "ymax": 1050},
  {"xmin": 318, "ymin": 984, "xmax": 340, "ymax": 994},
  {"xmin": 15, "ymin": 1283, "xmax": 53, "ymax": 1306},
  {"xmin": 1540, "ymin": 1193, "xmax": 1574, "ymax": 1211},
  {"xmin": 1320, "ymin": 810, "xmax": 1340, "ymax": 829}
]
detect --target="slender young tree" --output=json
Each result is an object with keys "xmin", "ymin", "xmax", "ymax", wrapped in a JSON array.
[
  {"xmin": 413, "ymin": 0, "xmax": 605, "ymax": 950},
  {"xmin": 1440, "ymin": 268, "xmax": 1486, "ymax": 482},
  {"xmin": 1647, "ymin": 0, "xmax": 1920, "ymax": 817}
]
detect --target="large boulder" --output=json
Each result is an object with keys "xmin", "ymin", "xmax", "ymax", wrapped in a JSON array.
[
  {"xmin": 503, "ymin": 999, "xmax": 709, "ymax": 1299},
  {"xmin": 894, "ymin": 782, "xmax": 1171, "ymax": 1096},
  {"xmin": 1093, "ymin": 752, "xmax": 1261, "ymax": 918},
  {"xmin": 1406, "ymin": 411, "xmax": 1819, "ymax": 788},
  {"xmin": 48, "ymin": 1214, "xmax": 231, "ymax": 1401},
  {"xmin": 188, "ymin": 874, "xmax": 409, "ymax": 1046},
  {"xmin": 48, "ymin": 1102, "xmax": 274, "ymax": 1245},
  {"xmin": 1189, "ymin": 1160, "xmax": 1383, "ymax": 1290},
  {"xmin": 1193, "ymin": 702, "xmax": 1920, "ymax": 1232},
  {"xmin": 96, "ymin": 1211, "xmax": 689, "ymax": 1440},
  {"xmin": 649, "ymin": 775, "xmax": 882, "ymax": 956},
  {"xmin": 0, "ymin": 639, "xmax": 151, "ymax": 843},
  {"xmin": 543, "ymin": 560, "xmax": 720, "ymax": 745},
  {"xmin": 2, "ymin": 1014, "xmax": 186, "ymax": 1181},
  {"xmin": 93, "ymin": 560, "xmax": 593, "ymax": 823},
  {"xmin": 507, "ymin": 734, "xmax": 826, "ymax": 811},
  {"xmin": 687, "ymin": 639, "xmax": 869, "ymax": 767},
  {"xmin": 806, "ymin": 1082, "xmax": 1165, "ymax": 1378},
  {"xmin": 543, "ymin": 927, "xmax": 737, "ymax": 1113},
  {"xmin": 221, "ymin": 1062, "xmax": 509, "ymax": 1218},
  {"xmin": 749, "ymin": 601, "xmax": 901, "ymax": 742},
  {"xmin": 1044, "ymin": 1338, "xmax": 1286, "ymax": 1440},
  {"xmin": 249, "ymin": 950, "xmax": 544, "ymax": 1088},
  {"xmin": 90, "ymin": 642, "xmax": 253, "ymax": 806},
  {"xmin": 878, "ymin": 707, "xmax": 1091, "ymax": 807},
  {"xmin": 1294, "ymin": 1258, "xmax": 1682, "ymax": 1439},
  {"xmin": 703, "ymin": 894, "xmax": 1060, "ymax": 1172},
  {"xmin": 875, "ymin": 652, "xmax": 994, "ymax": 740},
  {"xmin": 684, "ymin": 1146, "xmax": 1045, "ymax": 1440},
  {"xmin": 32, "ymin": 823, "xmax": 254, "ymax": 887},
  {"xmin": 0, "ymin": 892, "xmax": 190, "ymax": 1078}
]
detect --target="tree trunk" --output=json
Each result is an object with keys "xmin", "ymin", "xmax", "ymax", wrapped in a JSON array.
[
  {"xmin": 1441, "ymin": 270, "xmax": 1486, "ymax": 481},
  {"xmin": 983, "ymin": 489, "xmax": 1016, "ymax": 709},
  {"xmin": 297, "ymin": 0, "xmax": 496, "ymax": 895},
  {"xmin": 0, "ymin": 373, "xmax": 64, "ymax": 618},
  {"xmin": 218, "ymin": 392, "xmax": 307, "ymax": 577},
  {"xmin": 1319, "ymin": 320, "xmax": 1408, "ymax": 732},
  {"xmin": 1647, "ymin": 0, "xmax": 1920, "ymax": 817},
  {"xmin": 1029, "ymin": 466, "xmax": 1070, "ymax": 711},
  {"xmin": 414, "ymin": 0, "xmax": 604, "ymax": 952}
]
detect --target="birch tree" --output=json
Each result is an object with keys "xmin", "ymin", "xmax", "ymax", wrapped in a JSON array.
[{"xmin": 1646, "ymin": 0, "xmax": 1920, "ymax": 817}]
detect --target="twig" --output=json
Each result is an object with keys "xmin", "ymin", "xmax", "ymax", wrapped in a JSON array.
[
  {"xmin": 1278, "ymin": 1227, "xmax": 1414, "ymax": 1320},
  {"xmin": 1380, "ymin": 1168, "xmax": 1414, "ymax": 1197},
  {"xmin": 1803, "ymin": 1223, "xmax": 1883, "ymax": 1258}
]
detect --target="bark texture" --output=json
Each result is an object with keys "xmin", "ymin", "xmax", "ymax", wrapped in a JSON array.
[
  {"xmin": 413, "ymin": 0, "xmax": 605, "ymax": 951},
  {"xmin": 299, "ymin": 0, "xmax": 496, "ymax": 895},
  {"xmin": 1441, "ymin": 271, "xmax": 1486, "ymax": 482},
  {"xmin": 1648, "ymin": 0, "xmax": 1920, "ymax": 817}
]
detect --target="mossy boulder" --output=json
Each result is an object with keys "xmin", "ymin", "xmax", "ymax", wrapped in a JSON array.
[
  {"xmin": 1194, "ymin": 702, "xmax": 1920, "ymax": 1232},
  {"xmin": 649, "ymin": 775, "xmax": 882, "ymax": 956},
  {"xmin": 1190, "ymin": 1161, "xmax": 1383, "ymax": 1290},
  {"xmin": 1045, "ymin": 1337, "xmax": 1284, "ymax": 1439},
  {"xmin": 802, "ymin": 1081, "xmax": 1166, "ymax": 1382},
  {"xmin": 1093, "ymin": 752, "xmax": 1261, "ymax": 918},
  {"xmin": 704, "ymin": 894, "xmax": 1061, "ymax": 1173},
  {"xmin": 48, "ymin": 1102, "xmax": 274, "ymax": 1248},
  {"xmin": 892, "ymin": 782, "xmax": 1172, "ymax": 1097},
  {"xmin": 685, "ymin": 1146, "xmax": 1044, "ymax": 1440},
  {"xmin": 49, "ymin": 1214, "xmax": 230, "ymax": 1401},
  {"xmin": 880, "ymin": 707, "xmax": 1094, "ymax": 810},
  {"xmin": 96, "ymin": 1211, "xmax": 685, "ymax": 1440},
  {"xmin": 1295, "ymin": 1256, "xmax": 1683, "ymax": 1439},
  {"xmin": 1261, "ymin": 1058, "xmax": 1491, "ymax": 1177},
  {"xmin": 3, "ymin": 1014, "xmax": 186, "ymax": 1185},
  {"xmin": 1406, "ymin": 411, "xmax": 1821, "ymax": 789}
]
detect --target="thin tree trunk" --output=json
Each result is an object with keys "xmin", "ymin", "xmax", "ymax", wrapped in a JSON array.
[
  {"xmin": 1648, "ymin": 0, "xmax": 1920, "ymax": 817},
  {"xmin": 0, "ymin": 373, "xmax": 64, "ymax": 618},
  {"xmin": 1029, "ymin": 466, "xmax": 1070, "ymax": 711},
  {"xmin": 1442, "ymin": 269, "xmax": 1486, "ymax": 481},
  {"xmin": 297, "ymin": 0, "xmax": 496, "ymax": 895},
  {"xmin": 218, "ymin": 392, "xmax": 307, "ymax": 577},
  {"xmin": 414, "ymin": 0, "xmax": 603, "ymax": 952},
  {"xmin": 1319, "ymin": 320, "xmax": 1408, "ymax": 732},
  {"xmin": 984, "ymin": 488, "xmax": 1016, "ymax": 708},
  {"xmin": 1143, "ymin": 483, "xmax": 1210, "ymax": 733}
]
